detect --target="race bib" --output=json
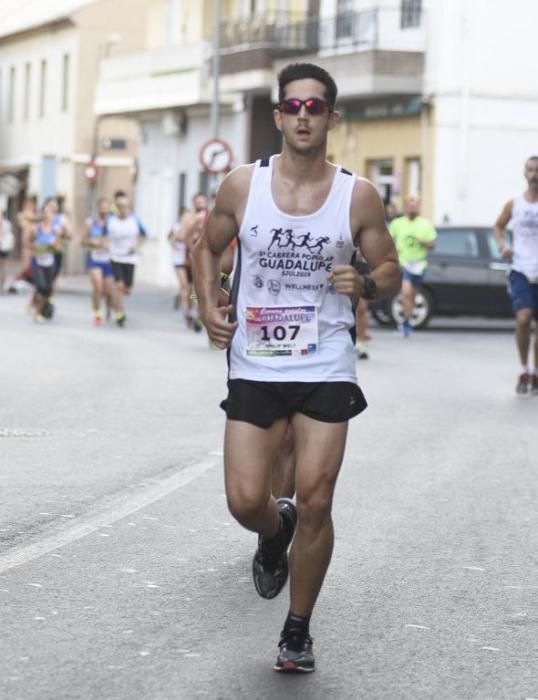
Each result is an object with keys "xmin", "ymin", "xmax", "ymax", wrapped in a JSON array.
[
  {"xmin": 36, "ymin": 252, "xmax": 54, "ymax": 267},
  {"xmin": 403, "ymin": 260, "xmax": 427, "ymax": 275},
  {"xmin": 91, "ymin": 248, "xmax": 110, "ymax": 263},
  {"xmin": 246, "ymin": 306, "xmax": 318, "ymax": 357}
]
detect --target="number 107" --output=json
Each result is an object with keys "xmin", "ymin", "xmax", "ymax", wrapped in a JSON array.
[{"xmin": 260, "ymin": 325, "xmax": 300, "ymax": 342}]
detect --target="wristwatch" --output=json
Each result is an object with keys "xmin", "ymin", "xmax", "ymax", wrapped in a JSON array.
[{"xmin": 361, "ymin": 274, "xmax": 377, "ymax": 300}]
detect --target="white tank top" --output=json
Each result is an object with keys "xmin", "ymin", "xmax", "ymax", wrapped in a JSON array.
[
  {"xmin": 170, "ymin": 223, "xmax": 187, "ymax": 266},
  {"xmin": 511, "ymin": 195, "xmax": 538, "ymax": 282},
  {"xmin": 229, "ymin": 155, "xmax": 358, "ymax": 383}
]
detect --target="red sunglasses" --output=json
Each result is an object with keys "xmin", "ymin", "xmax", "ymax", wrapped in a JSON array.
[{"xmin": 278, "ymin": 98, "xmax": 332, "ymax": 115}]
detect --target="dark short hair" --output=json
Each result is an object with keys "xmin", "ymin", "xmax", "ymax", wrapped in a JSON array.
[
  {"xmin": 278, "ymin": 63, "xmax": 337, "ymax": 108},
  {"xmin": 527, "ymin": 156, "xmax": 538, "ymax": 163},
  {"xmin": 114, "ymin": 190, "xmax": 127, "ymax": 199}
]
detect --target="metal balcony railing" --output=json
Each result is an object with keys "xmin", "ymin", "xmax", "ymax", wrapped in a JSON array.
[{"xmin": 219, "ymin": 7, "xmax": 425, "ymax": 56}]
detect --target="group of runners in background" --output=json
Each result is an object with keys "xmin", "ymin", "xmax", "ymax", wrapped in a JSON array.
[{"xmin": 13, "ymin": 189, "xmax": 145, "ymax": 326}]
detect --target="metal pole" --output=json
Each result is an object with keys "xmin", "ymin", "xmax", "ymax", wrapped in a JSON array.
[{"xmin": 211, "ymin": 0, "xmax": 220, "ymax": 139}]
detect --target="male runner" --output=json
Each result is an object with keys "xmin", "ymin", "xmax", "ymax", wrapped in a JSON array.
[
  {"xmin": 389, "ymin": 197, "xmax": 436, "ymax": 337},
  {"xmin": 106, "ymin": 194, "xmax": 147, "ymax": 326},
  {"xmin": 494, "ymin": 156, "xmax": 538, "ymax": 395},
  {"xmin": 193, "ymin": 62, "xmax": 400, "ymax": 672}
]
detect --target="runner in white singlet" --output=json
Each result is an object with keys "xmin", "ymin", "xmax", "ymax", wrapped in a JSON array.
[
  {"xmin": 193, "ymin": 62, "xmax": 401, "ymax": 673},
  {"xmin": 494, "ymin": 156, "xmax": 538, "ymax": 395}
]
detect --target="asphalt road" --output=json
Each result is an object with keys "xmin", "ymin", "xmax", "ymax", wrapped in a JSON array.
[{"xmin": 1, "ymin": 281, "xmax": 537, "ymax": 700}]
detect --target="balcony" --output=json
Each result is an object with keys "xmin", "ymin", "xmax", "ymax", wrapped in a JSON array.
[
  {"xmin": 94, "ymin": 43, "xmax": 212, "ymax": 116},
  {"xmin": 271, "ymin": 7, "xmax": 426, "ymax": 99}
]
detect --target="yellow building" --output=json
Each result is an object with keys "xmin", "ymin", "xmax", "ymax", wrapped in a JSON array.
[{"xmin": 328, "ymin": 99, "xmax": 435, "ymax": 219}]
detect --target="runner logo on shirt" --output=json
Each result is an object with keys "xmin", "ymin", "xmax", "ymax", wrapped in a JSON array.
[{"xmin": 256, "ymin": 226, "xmax": 334, "ymax": 278}]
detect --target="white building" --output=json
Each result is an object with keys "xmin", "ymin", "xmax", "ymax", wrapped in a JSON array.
[{"xmin": 424, "ymin": 0, "xmax": 538, "ymax": 225}]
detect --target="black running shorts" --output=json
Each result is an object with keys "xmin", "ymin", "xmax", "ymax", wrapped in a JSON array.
[
  {"xmin": 111, "ymin": 262, "xmax": 135, "ymax": 288},
  {"xmin": 220, "ymin": 379, "xmax": 367, "ymax": 428}
]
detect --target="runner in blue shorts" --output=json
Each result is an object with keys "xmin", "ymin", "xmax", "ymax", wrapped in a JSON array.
[
  {"xmin": 82, "ymin": 198, "xmax": 113, "ymax": 326},
  {"xmin": 494, "ymin": 155, "xmax": 538, "ymax": 394}
]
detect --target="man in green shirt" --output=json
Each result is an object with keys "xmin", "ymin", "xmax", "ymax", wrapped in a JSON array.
[{"xmin": 389, "ymin": 197, "xmax": 437, "ymax": 336}]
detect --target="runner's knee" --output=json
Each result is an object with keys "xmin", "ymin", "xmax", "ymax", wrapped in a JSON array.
[
  {"xmin": 226, "ymin": 488, "xmax": 269, "ymax": 526},
  {"xmin": 516, "ymin": 309, "xmax": 533, "ymax": 326},
  {"xmin": 296, "ymin": 490, "xmax": 333, "ymax": 533}
]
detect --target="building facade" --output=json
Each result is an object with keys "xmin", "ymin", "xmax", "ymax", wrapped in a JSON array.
[
  {"xmin": 0, "ymin": 0, "xmax": 149, "ymax": 270},
  {"xmin": 3, "ymin": 1, "xmax": 537, "ymax": 279},
  {"xmin": 94, "ymin": 0, "xmax": 313, "ymax": 284}
]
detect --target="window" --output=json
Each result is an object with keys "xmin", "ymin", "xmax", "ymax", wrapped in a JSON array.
[
  {"xmin": 336, "ymin": 0, "xmax": 354, "ymax": 40},
  {"xmin": 401, "ymin": 0, "xmax": 422, "ymax": 29},
  {"xmin": 435, "ymin": 230, "xmax": 479, "ymax": 258},
  {"xmin": 61, "ymin": 54, "xmax": 70, "ymax": 111},
  {"xmin": 39, "ymin": 60, "xmax": 47, "ymax": 118},
  {"xmin": 24, "ymin": 63, "xmax": 31, "ymax": 120},
  {"xmin": 404, "ymin": 157, "xmax": 421, "ymax": 198},
  {"xmin": 367, "ymin": 159, "xmax": 394, "ymax": 204},
  {"xmin": 8, "ymin": 66, "xmax": 15, "ymax": 122}
]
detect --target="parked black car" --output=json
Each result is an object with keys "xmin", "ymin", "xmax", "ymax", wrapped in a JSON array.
[{"xmin": 371, "ymin": 226, "xmax": 513, "ymax": 328}]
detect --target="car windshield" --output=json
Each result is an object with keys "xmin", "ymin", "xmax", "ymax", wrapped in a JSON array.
[{"xmin": 434, "ymin": 229, "xmax": 479, "ymax": 257}]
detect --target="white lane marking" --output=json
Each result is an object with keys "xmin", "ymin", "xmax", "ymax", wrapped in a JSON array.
[
  {"xmin": 0, "ymin": 460, "xmax": 217, "ymax": 574},
  {"xmin": 481, "ymin": 646, "xmax": 500, "ymax": 652},
  {"xmin": 505, "ymin": 585, "xmax": 538, "ymax": 590},
  {"xmin": 462, "ymin": 566, "xmax": 486, "ymax": 572},
  {"xmin": 405, "ymin": 624, "xmax": 431, "ymax": 631}
]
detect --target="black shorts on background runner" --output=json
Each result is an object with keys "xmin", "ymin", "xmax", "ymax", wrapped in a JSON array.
[
  {"xmin": 221, "ymin": 379, "xmax": 367, "ymax": 428},
  {"xmin": 111, "ymin": 262, "xmax": 135, "ymax": 288}
]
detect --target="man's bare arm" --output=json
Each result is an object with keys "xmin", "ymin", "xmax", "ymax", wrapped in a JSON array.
[
  {"xmin": 353, "ymin": 179, "xmax": 402, "ymax": 299},
  {"xmin": 493, "ymin": 199, "xmax": 513, "ymax": 258},
  {"xmin": 192, "ymin": 166, "xmax": 252, "ymax": 348}
]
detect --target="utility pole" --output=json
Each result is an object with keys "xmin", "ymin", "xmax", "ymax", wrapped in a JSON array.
[{"xmin": 211, "ymin": 0, "xmax": 220, "ymax": 139}]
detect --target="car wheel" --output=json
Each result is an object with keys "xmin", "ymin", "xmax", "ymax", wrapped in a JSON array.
[{"xmin": 390, "ymin": 287, "xmax": 434, "ymax": 329}]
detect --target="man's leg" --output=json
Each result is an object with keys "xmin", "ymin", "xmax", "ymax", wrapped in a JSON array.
[
  {"xmin": 224, "ymin": 418, "xmax": 289, "ymax": 537},
  {"xmin": 515, "ymin": 308, "xmax": 533, "ymax": 393},
  {"xmin": 271, "ymin": 423, "xmax": 296, "ymax": 500},
  {"xmin": 273, "ymin": 414, "xmax": 348, "ymax": 673},
  {"xmin": 225, "ymin": 416, "xmax": 298, "ymax": 601},
  {"xmin": 401, "ymin": 278, "xmax": 415, "ymax": 319},
  {"xmin": 89, "ymin": 268, "xmax": 103, "ymax": 322},
  {"xmin": 288, "ymin": 415, "xmax": 347, "ymax": 617},
  {"xmin": 515, "ymin": 308, "xmax": 533, "ymax": 365}
]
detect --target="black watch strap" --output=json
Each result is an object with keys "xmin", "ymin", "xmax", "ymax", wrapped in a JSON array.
[{"xmin": 361, "ymin": 274, "xmax": 377, "ymax": 300}]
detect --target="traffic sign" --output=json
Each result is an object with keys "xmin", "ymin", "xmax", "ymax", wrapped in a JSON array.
[
  {"xmin": 84, "ymin": 160, "xmax": 98, "ymax": 183},
  {"xmin": 199, "ymin": 139, "xmax": 233, "ymax": 174}
]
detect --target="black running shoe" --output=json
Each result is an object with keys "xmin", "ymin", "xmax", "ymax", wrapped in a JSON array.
[
  {"xmin": 274, "ymin": 628, "xmax": 315, "ymax": 673},
  {"xmin": 252, "ymin": 498, "xmax": 297, "ymax": 600}
]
